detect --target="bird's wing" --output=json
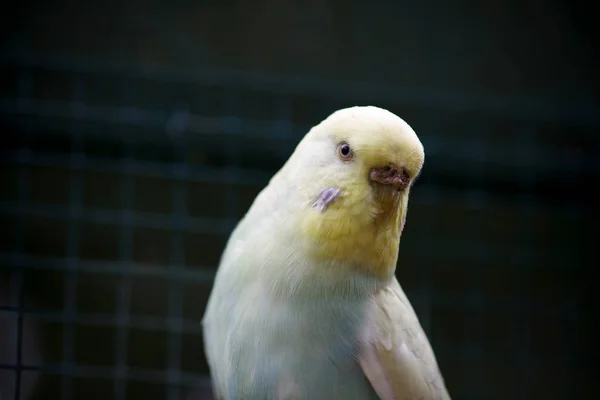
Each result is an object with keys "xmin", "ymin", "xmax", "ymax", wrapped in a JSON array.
[{"xmin": 359, "ymin": 277, "xmax": 451, "ymax": 400}]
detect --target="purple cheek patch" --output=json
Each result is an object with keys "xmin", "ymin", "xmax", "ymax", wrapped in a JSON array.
[{"xmin": 312, "ymin": 187, "xmax": 341, "ymax": 212}]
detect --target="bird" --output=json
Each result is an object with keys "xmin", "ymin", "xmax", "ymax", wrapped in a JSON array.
[{"xmin": 202, "ymin": 106, "xmax": 450, "ymax": 400}]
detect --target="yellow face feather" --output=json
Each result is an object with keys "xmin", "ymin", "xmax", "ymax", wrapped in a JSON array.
[{"xmin": 275, "ymin": 106, "xmax": 424, "ymax": 280}]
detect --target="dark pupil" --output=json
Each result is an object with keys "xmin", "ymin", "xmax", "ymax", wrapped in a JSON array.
[{"xmin": 341, "ymin": 144, "xmax": 350, "ymax": 156}]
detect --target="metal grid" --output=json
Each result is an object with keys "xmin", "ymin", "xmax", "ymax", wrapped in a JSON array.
[{"xmin": 0, "ymin": 51, "xmax": 596, "ymax": 400}]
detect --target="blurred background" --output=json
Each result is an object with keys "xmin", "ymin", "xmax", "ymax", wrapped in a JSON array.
[{"xmin": 0, "ymin": 1, "xmax": 598, "ymax": 399}]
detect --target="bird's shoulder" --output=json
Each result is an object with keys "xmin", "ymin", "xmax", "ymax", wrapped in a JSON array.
[{"xmin": 359, "ymin": 278, "xmax": 451, "ymax": 400}]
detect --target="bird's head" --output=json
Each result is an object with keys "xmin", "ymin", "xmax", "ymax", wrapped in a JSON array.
[{"xmin": 279, "ymin": 106, "xmax": 424, "ymax": 280}]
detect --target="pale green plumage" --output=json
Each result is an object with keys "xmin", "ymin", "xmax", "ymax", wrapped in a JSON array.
[{"xmin": 202, "ymin": 106, "xmax": 450, "ymax": 400}]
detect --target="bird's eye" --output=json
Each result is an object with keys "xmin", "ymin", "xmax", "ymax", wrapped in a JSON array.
[{"xmin": 337, "ymin": 142, "xmax": 353, "ymax": 161}]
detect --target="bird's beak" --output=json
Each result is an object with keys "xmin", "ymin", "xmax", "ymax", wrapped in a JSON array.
[{"xmin": 369, "ymin": 165, "xmax": 410, "ymax": 192}]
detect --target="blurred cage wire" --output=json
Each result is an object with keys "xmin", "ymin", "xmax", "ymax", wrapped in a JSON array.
[{"xmin": 0, "ymin": 48, "xmax": 597, "ymax": 400}]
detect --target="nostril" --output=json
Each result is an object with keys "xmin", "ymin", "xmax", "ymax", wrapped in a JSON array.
[{"xmin": 400, "ymin": 168, "xmax": 410, "ymax": 182}]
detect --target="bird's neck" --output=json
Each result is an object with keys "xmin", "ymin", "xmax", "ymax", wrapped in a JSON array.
[
  {"xmin": 266, "ymin": 257, "xmax": 385, "ymax": 303},
  {"xmin": 296, "ymin": 189, "xmax": 408, "ymax": 281}
]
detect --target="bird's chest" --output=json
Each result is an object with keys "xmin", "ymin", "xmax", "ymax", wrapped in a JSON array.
[{"xmin": 223, "ymin": 291, "xmax": 379, "ymax": 399}]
